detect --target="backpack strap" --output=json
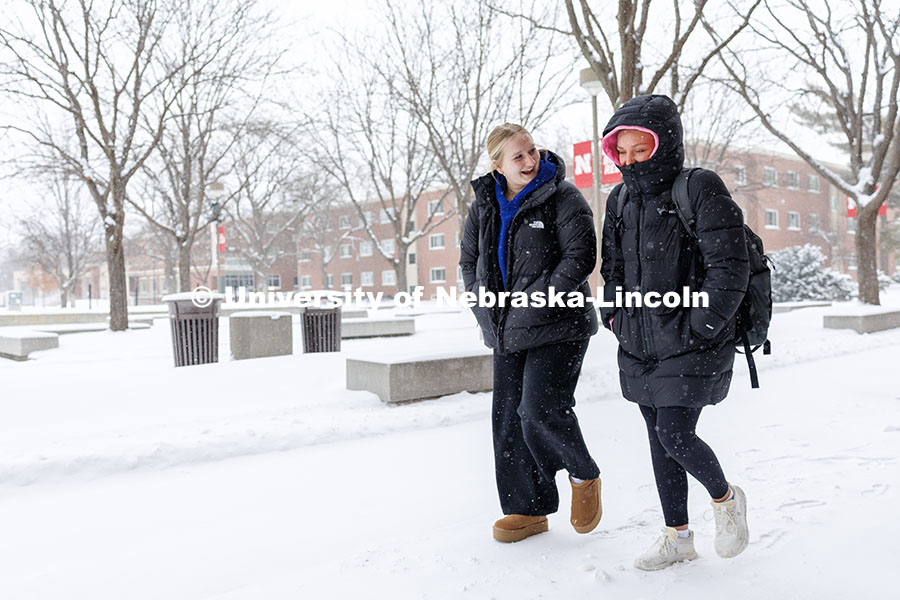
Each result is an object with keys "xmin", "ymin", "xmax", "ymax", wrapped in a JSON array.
[
  {"xmin": 671, "ymin": 168, "xmax": 700, "ymax": 240},
  {"xmin": 739, "ymin": 328, "xmax": 760, "ymax": 389},
  {"xmin": 611, "ymin": 182, "xmax": 627, "ymax": 226}
]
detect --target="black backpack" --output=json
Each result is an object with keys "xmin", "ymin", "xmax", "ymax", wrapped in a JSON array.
[{"xmin": 612, "ymin": 168, "xmax": 772, "ymax": 388}]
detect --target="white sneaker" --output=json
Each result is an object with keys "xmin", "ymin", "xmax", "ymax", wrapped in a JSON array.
[
  {"xmin": 712, "ymin": 484, "xmax": 749, "ymax": 558},
  {"xmin": 633, "ymin": 527, "xmax": 698, "ymax": 571}
]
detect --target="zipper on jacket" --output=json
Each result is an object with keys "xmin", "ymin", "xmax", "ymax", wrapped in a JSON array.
[{"xmin": 635, "ymin": 193, "xmax": 657, "ymax": 360}]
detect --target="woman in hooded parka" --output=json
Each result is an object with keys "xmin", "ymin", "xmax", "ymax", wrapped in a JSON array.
[
  {"xmin": 599, "ymin": 95, "xmax": 751, "ymax": 570},
  {"xmin": 459, "ymin": 124, "xmax": 601, "ymax": 544}
]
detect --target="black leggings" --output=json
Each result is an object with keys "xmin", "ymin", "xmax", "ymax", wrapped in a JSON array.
[{"xmin": 639, "ymin": 405, "xmax": 729, "ymax": 527}]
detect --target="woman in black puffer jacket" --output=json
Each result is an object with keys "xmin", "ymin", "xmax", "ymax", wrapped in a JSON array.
[
  {"xmin": 460, "ymin": 123, "xmax": 600, "ymax": 544},
  {"xmin": 599, "ymin": 94, "xmax": 750, "ymax": 570}
]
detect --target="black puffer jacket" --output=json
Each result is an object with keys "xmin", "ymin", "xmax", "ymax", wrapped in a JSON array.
[
  {"xmin": 599, "ymin": 95, "xmax": 749, "ymax": 408},
  {"xmin": 460, "ymin": 150, "xmax": 599, "ymax": 354}
]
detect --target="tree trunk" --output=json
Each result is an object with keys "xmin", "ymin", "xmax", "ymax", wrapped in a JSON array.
[
  {"xmin": 178, "ymin": 241, "xmax": 193, "ymax": 292},
  {"xmin": 60, "ymin": 287, "xmax": 68, "ymax": 309},
  {"xmin": 106, "ymin": 229, "xmax": 129, "ymax": 331},
  {"xmin": 856, "ymin": 206, "xmax": 880, "ymax": 305},
  {"xmin": 396, "ymin": 255, "xmax": 408, "ymax": 295}
]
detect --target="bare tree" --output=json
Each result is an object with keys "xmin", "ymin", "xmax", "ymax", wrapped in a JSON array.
[
  {"xmin": 494, "ymin": 0, "xmax": 761, "ymax": 111},
  {"xmin": 17, "ymin": 177, "xmax": 100, "ymax": 307},
  {"xmin": 299, "ymin": 195, "xmax": 359, "ymax": 291},
  {"xmin": 373, "ymin": 0, "xmax": 576, "ymax": 234},
  {"xmin": 0, "ymin": 0, "xmax": 196, "ymax": 329},
  {"xmin": 313, "ymin": 56, "xmax": 453, "ymax": 293},
  {"xmin": 126, "ymin": 0, "xmax": 286, "ymax": 293},
  {"xmin": 225, "ymin": 120, "xmax": 309, "ymax": 294},
  {"xmin": 712, "ymin": 0, "xmax": 900, "ymax": 304}
]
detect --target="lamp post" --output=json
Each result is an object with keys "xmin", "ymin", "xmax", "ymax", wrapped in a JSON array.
[
  {"xmin": 208, "ymin": 181, "xmax": 226, "ymax": 292},
  {"xmin": 580, "ymin": 67, "xmax": 605, "ymax": 284}
]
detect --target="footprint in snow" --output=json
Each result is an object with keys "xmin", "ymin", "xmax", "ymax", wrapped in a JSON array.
[{"xmin": 861, "ymin": 483, "xmax": 890, "ymax": 497}]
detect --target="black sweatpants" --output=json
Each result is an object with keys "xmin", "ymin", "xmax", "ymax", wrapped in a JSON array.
[
  {"xmin": 492, "ymin": 338, "xmax": 599, "ymax": 516},
  {"xmin": 639, "ymin": 405, "xmax": 730, "ymax": 527}
]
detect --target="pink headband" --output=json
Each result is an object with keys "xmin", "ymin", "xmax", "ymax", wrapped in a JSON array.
[{"xmin": 601, "ymin": 126, "xmax": 659, "ymax": 166}]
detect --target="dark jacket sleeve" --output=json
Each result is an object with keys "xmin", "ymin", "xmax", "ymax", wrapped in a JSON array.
[
  {"xmin": 688, "ymin": 170, "xmax": 750, "ymax": 340},
  {"xmin": 459, "ymin": 199, "xmax": 480, "ymax": 293},
  {"xmin": 548, "ymin": 183, "xmax": 596, "ymax": 294},
  {"xmin": 599, "ymin": 184, "xmax": 625, "ymax": 328}
]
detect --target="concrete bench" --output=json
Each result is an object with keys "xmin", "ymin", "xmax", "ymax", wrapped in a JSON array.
[
  {"xmin": 341, "ymin": 318, "xmax": 414, "ymax": 339},
  {"xmin": 823, "ymin": 309, "xmax": 900, "ymax": 334},
  {"xmin": 0, "ymin": 331, "xmax": 60, "ymax": 360},
  {"xmin": 773, "ymin": 301, "xmax": 832, "ymax": 314},
  {"xmin": 34, "ymin": 322, "xmax": 152, "ymax": 335},
  {"xmin": 229, "ymin": 311, "xmax": 292, "ymax": 360},
  {"xmin": 341, "ymin": 308, "xmax": 369, "ymax": 320},
  {"xmin": 346, "ymin": 350, "xmax": 493, "ymax": 404}
]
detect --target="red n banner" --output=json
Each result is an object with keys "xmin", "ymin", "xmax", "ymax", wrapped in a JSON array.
[
  {"xmin": 573, "ymin": 140, "xmax": 622, "ymax": 188},
  {"xmin": 218, "ymin": 226, "xmax": 226, "ymax": 252},
  {"xmin": 847, "ymin": 195, "xmax": 887, "ymax": 217}
]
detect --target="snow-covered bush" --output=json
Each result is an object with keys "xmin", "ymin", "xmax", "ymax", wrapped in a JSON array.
[
  {"xmin": 893, "ymin": 271, "xmax": 900, "ymax": 284},
  {"xmin": 770, "ymin": 244, "xmax": 854, "ymax": 302},
  {"xmin": 877, "ymin": 271, "xmax": 893, "ymax": 291}
]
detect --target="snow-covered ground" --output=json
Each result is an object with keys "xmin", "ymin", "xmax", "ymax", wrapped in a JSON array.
[{"xmin": 1, "ymin": 290, "xmax": 899, "ymax": 599}]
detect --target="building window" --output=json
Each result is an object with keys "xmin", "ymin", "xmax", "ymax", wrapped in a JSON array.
[
  {"xmin": 299, "ymin": 249, "xmax": 311, "ymax": 262},
  {"xmin": 382, "ymin": 270, "xmax": 396, "ymax": 285},
  {"xmin": 809, "ymin": 213, "xmax": 821, "ymax": 231},
  {"xmin": 224, "ymin": 273, "xmax": 254, "ymax": 289},
  {"xmin": 381, "ymin": 238, "xmax": 395, "ymax": 255},
  {"xmin": 267, "ymin": 274, "xmax": 281, "ymax": 289},
  {"xmin": 339, "ymin": 215, "xmax": 352, "ymax": 229},
  {"xmin": 428, "ymin": 198, "xmax": 444, "ymax": 215},
  {"xmin": 339, "ymin": 243, "xmax": 352, "ymax": 259},
  {"xmin": 734, "ymin": 165, "xmax": 746, "ymax": 186},
  {"xmin": 430, "ymin": 267, "xmax": 446, "ymax": 283},
  {"xmin": 808, "ymin": 174, "xmax": 820, "ymax": 193},
  {"xmin": 299, "ymin": 275, "xmax": 312, "ymax": 290},
  {"xmin": 340, "ymin": 273, "xmax": 352, "ymax": 287},
  {"xmin": 847, "ymin": 217, "xmax": 857, "ymax": 234},
  {"xmin": 380, "ymin": 207, "xmax": 394, "ymax": 224},
  {"xmin": 326, "ymin": 274, "xmax": 334, "ymax": 288},
  {"xmin": 764, "ymin": 167, "xmax": 777, "ymax": 187},
  {"xmin": 408, "ymin": 252, "xmax": 416, "ymax": 265},
  {"xmin": 786, "ymin": 171, "xmax": 799, "ymax": 189},
  {"xmin": 429, "ymin": 233, "xmax": 445, "ymax": 249},
  {"xmin": 363, "ymin": 211, "xmax": 373, "ymax": 225},
  {"xmin": 765, "ymin": 209, "xmax": 779, "ymax": 228},
  {"xmin": 360, "ymin": 271, "xmax": 373, "ymax": 286},
  {"xmin": 787, "ymin": 211, "xmax": 801, "ymax": 230},
  {"xmin": 359, "ymin": 241, "xmax": 373, "ymax": 257},
  {"xmin": 830, "ymin": 192, "xmax": 838, "ymax": 211},
  {"xmin": 848, "ymin": 253, "xmax": 857, "ymax": 270},
  {"xmin": 408, "ymin": 219, "xmax": 415, "ymax": 232}
]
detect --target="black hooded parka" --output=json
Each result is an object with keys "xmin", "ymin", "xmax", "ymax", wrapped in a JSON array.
[
  {"xmin": 460, "ymin": 150, "xmax": 599, "ymax": 355},
  {"xmin": 599, "ymin": 95, "xmax": 750, "ymax": 408}
]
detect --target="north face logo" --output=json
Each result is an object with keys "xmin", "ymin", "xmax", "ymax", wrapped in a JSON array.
[{"xmin": 529, "ymin": 221, "xmax": 544, "ymax": 229}]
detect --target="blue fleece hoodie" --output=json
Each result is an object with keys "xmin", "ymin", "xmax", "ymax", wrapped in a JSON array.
[{"xmin": 495, "ymin": 156, "xmax": 557, "ymax": 287}]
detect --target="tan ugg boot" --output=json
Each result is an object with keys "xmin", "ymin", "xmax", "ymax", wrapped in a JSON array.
[
  {"xmin": 492, "ymin": 514, "xmax": 549, "ymax": 543},
  {"xmin": 570, "ymin": 476, "xmax": 602, "ymax": 534}
]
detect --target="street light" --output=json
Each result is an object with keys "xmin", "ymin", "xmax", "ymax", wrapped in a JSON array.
[
  {"xmin": 580, "ymin": 67, "xmax": 604, "ymax": 284},
  {"xmin": 207, "ymin": 181, "xmax": 226, "ymax": 292}
]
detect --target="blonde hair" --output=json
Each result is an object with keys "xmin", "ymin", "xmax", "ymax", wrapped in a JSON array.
[{"xmin": 487, "ymin": 123, "xmax": 530, "ymax": 168}]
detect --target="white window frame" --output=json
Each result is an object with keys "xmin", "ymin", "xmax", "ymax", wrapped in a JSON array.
[
  {"xmin": 428, "ymin": 198, "xmax": 444, "ymax": 215},
  {"xmin": 267, "ymin": 274, "xmax": 281, "ymax": 289},
  {"xmin": 380, "ymin": 208, "xmax": 394, "ymax": 224},
  {"xmin": 808, "ymin": 174, "xmax": 820, "ymax": 193},
  {"xmin": 381, "ymin": 238, "xmax": 395, "ymax": 255},
  {"xmin": 340, "ymin": 273, "xmax": 353, "ymax": 288},
  {"xmin": 734, "ymin": 165, "xmax": 746, "ymax": 186},
  {"xmin": 430, "ymin": 267, "xmax": 446, "ymax": 283},
  {"xmin": 363, "ymin": 211, "xmax": 374, "ymax": 226},
  {"xmin": 326, "ymin": 274, "xmax": 334, "ymax": 288},
  {"xmin": 299, "ymin": 249, "xmax": 311, "ymax": 262},
  {"xmin": 382, "ymin": 270, "xmax": 396, "ymax": 286},
  {"xmin": 786, "ymin": 171, "xmax": 800, "ymax": 189},
  {"xmin": 339, "ymin": 215, "xmax": 352, "ymax": 229},
  {"xmin": 360, "ymin": 271, "xmax": 374, "ymax": 287},
  {"xmin": 787, "ymin": 211, "xmax": 801, "ymax": 230},
  {"xmin": 429, "ymin": 233, "xmax": 445, "ymax": 250},
  {"xmin": 765, "ymin": 209, "xmax": 779, "ymax": 229},
  {"xmin": 359, "ymin": 241, "xmax": 373, "ymax": 257},
  {"xmin": 764, "ymin": 166, "xmax": 778, "ymax": 187},
  {"xmin": 339, "ymin": 243, "xmax": 352, "ymax": 259},
  {"xmin": 299, "ymin": 275, "xmax": 312, "ymax": 290},
  {"xmin": 847, "ymin": 216, "xmax": 857, "ymax": 234},
  {"xmin": 808, "ymin": 213, "xmax": 821, "ymax": 231}
]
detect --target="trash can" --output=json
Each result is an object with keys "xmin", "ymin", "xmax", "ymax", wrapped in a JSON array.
[
  {"xmin": 162, "ymin": 291, "xmax": 223, "ymax": 367},
  {"xmin": 301, "ymin": 306, "xmax": 341, "ymax": 353}
]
